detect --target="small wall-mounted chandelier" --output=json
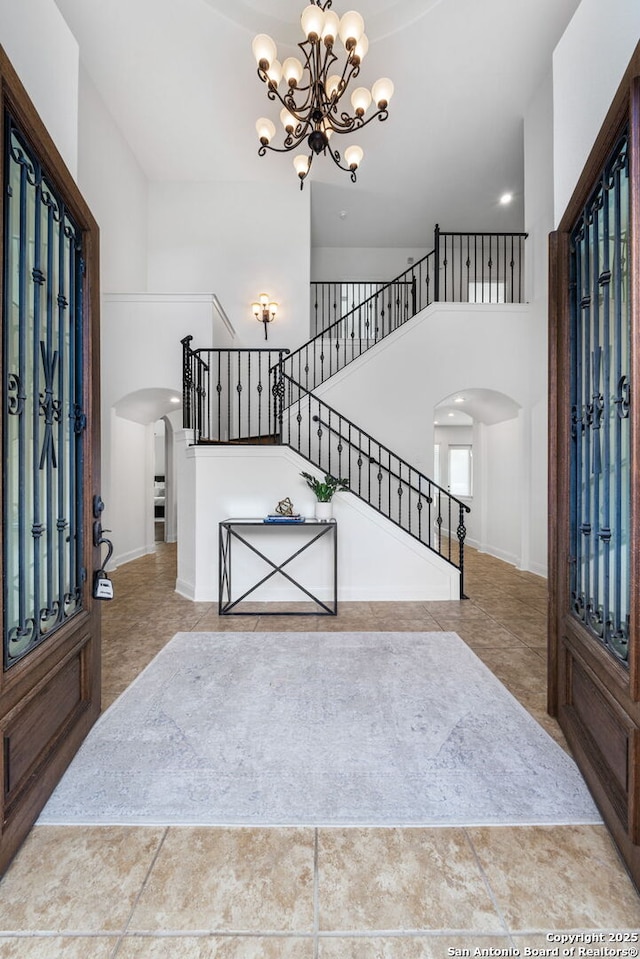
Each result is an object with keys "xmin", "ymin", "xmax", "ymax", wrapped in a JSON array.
[
  {"xmin": 252, "ymin": 1, "xmax": 393, "ymax": 189},
  {"xmin": 252, "ymin": 293, "xmax": 278, "ymax": 339}
]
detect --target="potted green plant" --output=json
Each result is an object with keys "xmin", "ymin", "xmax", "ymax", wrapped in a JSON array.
[{"xmin": 300, "ymin": 470, "xmax": 349, "ymax": 521}]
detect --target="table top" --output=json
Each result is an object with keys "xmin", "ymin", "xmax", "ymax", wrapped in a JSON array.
[{"xmin": 220, "ymin": 517, "xmax": 337, "ymax": 526}]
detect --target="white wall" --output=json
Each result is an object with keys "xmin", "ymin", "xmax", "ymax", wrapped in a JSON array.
[
  {"xmin": 77, "ymin": 66, "xmax": 148, "ymax": 292},
  {"xmin": 0, "ymin": 0, "xmax": 79, "ymax": 176},
  {"xmin": 477, "ymin": 418, "xmax": 522, "ymax": 566},
  {"xmin": 318, "ymin": 304, "xmax": 536, "ymax": 462},
  {"xmin": 176, "ymin": 440, "xmax": 460, "ymax": 603},
  {"xmin": 314, "ymin": 303, "xmax": 546, "ymax": 574},
  {"xmin": 311, "ymin": 247, "xmax": 430, "ymax": 282},
  {"xmin": 523, "ymin": 70, "xmax": 554, "ymax": 575},
  {"xmin": 147, "ymin": 181, "xmax": 311, "ymax": 351},
  {"xmin": 109, "ymin": 413, "xmax": 155, "ymax": 567},
  {"xmin": 102, "ymin": 293, "xmax": 226, "ymax": 566},
  {"xmin": 553, "ymin": 0, "xmax": 640, "ymax": 224}
]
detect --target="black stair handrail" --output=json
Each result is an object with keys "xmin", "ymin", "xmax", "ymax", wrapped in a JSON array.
[
  {"xmin": 182, "ymin": 337, "xmax": 290, "ymax": 442},
  {"xmin": 278, "ymin": 372, "xmax": 470, "ymax": 594},
  {"xmin": 310, "ymin": 278, "xmax": 416, "ymax": 334},
  {"xmin": 282, "ymin": 249, "xmax": 435, "ymax": 392}
]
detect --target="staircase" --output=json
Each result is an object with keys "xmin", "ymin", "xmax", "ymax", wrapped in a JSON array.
[{"xmin": 182, "ymin": 226, "xmax": 528, "ymax": 599}]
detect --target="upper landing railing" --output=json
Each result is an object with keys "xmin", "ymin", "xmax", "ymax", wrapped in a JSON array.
[{"xmin": 297, "ymin": 225, "xmax": 527, "ymax": 390}]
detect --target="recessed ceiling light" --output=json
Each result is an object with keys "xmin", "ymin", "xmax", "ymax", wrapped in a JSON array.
[
  {"xmin": 454, "ymin": 396, "xmax": 464, "ymax": 403},
  {"xmin": 170, "ymin": 397, "xmax": 180, "ymax": 404},
  {"xmin": 448, "ymin": 412, "xmax": 455, "ymax": 417},
  {"xmin": 434, "ymin": 420, "xmax": 439, "ymax": 425},
  {"xmin": 500, "ymin": 192, "xmax": 513, "ymax": 205}
]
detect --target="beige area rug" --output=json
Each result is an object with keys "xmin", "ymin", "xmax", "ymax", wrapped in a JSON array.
[{"xmin": 39, "ymin": 631, "xmax": 601, "ymax": 827}]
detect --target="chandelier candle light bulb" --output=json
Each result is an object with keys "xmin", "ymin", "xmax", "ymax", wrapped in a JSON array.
[
  {"xmin": 294, "ymin": 154, "xmax": 311, "ymax": 180},
  {"xmin": 266, "ymin": 59, "xmax": 282, "ymax": 87},
  {"xmin": 256, "ymin": 117, "xmax": 276, "ymax": 145},
  {"xmin": 321, "ymin": 10, "xmax": 340, "ymax": 44},
  {"xmin": 344, "ymin": 144, "xmax": 363, "ymax": 170},
  {"xmin": 351, "ymin": 86, "xmax": 372, "ymax": 116},
  {"xmin": 371, "ymin": 77, "xmax": 394, "ymax": 109},
  {"xmin": 338, "ymin": 10, "xmax": 365, "ymax": 49},
  {"xmin": 282, "ymin": 56, "xmax": 304, "ymax": 87},
  {"xmin": 301, "ymin": 4, "xmax": 326, "ymax": 40},
  {"xmin": 280, "ymin": 108, "xmax": 296, "ymax": 134},
  {"xmin": 353, "ymin": 33, "xmax": 368, "ymax": 62},
  {"xmin": 252, "ymin": 0, "xmax": 393, "ymax": 188},
  {"xmin": 252, "ymin": 34, "xmax": 277, "ymax": 70}
]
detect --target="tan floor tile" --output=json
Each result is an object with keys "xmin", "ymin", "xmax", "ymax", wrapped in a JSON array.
[
  {"xmin": 192, "ymin": 616, "xmax": 259, "ymax": 631},
  {"xmin": 368, "ymin": 602, "xmax": 437, "ymax": 616},
  {"xmin": 116, "ymin": 936, "xmax": 315, "ymax": 957},
  {"xmin": 0, "ymin": 826, "xmax": 164, "ymax": 933},
  {"xmin": 253, "ymin": 616, "xmax": 321, "ymax": 630},
  {"xmin": 344, "ymin": 617, "xmax": 442, "ymax": 632},
  {"xmin": 473, "ymin": 647, "xmax": 548, "ymax": 701},
  {"xmin": 337, "ymin": 603, "xmax": 376, "ymax": 615},
  {"xmin": 128, "ymin": 828, "xmax": 315, "ymax": 933},
  {"xmin": 319, "ymin": 936, "xmax": 513, "ymax": 958},
  {"xmin": 453, "ymin": 622, "xmax": 527, "ymax": 649},
  {"xmin": 423, "ymin": 602, "xmax": 490, "ymax": 620},
  {"xmin": 469, "ymin": 825, "xmax": 640, "ymax": 930},
  {"xmin": 0, "ymin": 937, "xmax": 117, "ymax": 958},
  {"xmin": 309, "ymin": 617, "xmax": 384, "ymax": 632},
  {"xmin": 317, "ymin": 828, "xmax": 504, "ymax": 932}
]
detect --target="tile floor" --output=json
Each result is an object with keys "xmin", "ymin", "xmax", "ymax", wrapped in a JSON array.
[{"xmin": 1, "ymin": 544, "xmax": 639, "ymax": 957}]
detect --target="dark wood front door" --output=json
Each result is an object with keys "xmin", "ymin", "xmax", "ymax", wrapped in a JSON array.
[
  {"xmin": 0, "ymin": 49, "xmax": 101, "ymax": 874},
  {"xmin": 549, "ymin": 48, "xmax": 640, "ymax": 889}
]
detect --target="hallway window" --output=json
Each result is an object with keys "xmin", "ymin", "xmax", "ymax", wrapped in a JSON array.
[
  {"xmin": 468, "ymin": 281, "xmax": 505, "ymax": 303},
  {"xmin": 448, "ymin": 446, "xmax": 472, "ymax": 496}
]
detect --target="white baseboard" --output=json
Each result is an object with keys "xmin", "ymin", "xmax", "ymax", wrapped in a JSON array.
[
  {"xmin": 109, "ymin": 544, "xmax": 155, "ymax": 571},
  {"xmin": 175, "ymin": 577, "xmax": 196, "ymax": 601}
]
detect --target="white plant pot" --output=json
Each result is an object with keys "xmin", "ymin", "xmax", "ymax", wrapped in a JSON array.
[{"xmin": 314, "ymin": 501, "xmax": 333, "ymax": 522}]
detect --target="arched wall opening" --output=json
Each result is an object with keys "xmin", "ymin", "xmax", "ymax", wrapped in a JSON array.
[
  {"xmin": 107, "ymin": 388, "xmax": 182, "ymax": 569},
  {"xmin": 434, "ymin": 388, "xmax": 526, "ymax": 570}
]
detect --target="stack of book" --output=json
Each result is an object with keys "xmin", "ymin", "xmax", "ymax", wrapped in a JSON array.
[{"xmin": 263, "ymin": 513, "xmax": 305, "ymax": 524}]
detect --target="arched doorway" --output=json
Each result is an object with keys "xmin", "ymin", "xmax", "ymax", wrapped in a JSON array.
[
  {"xmin": 106, "ymin": 388, "xmax": 182, "ymax": 569},
  {"xmin": 434, "ymin": 388, "xmax": 523, "ymax": 567}
]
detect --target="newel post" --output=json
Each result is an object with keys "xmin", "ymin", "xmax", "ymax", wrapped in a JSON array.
[{"xmin": 433, "ymin": 224, "xmax": 441, "ymax": 302}]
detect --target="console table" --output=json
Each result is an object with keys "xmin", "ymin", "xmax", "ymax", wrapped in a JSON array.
[{"xmin": 218, "ymin": 518, "xmax": 338, "ymax": 615}]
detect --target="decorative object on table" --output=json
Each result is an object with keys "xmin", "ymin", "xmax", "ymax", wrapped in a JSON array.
[
  {"xmin": 300, "ymin": 470, "xmax": 348, "ymax": 521},
  {"xmin": 264, "ymin": 496, "xmax": 305, "ymax": 523}
]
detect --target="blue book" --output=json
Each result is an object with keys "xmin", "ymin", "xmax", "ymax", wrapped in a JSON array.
[{"xmin": 263, "ymin": 515, "xmax": 305, "ymax": 523}]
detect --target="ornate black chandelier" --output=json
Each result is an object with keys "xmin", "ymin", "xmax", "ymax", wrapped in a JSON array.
[{"xmin": 252, "ymin": 1, "xmax": 393, "ymax": 188}]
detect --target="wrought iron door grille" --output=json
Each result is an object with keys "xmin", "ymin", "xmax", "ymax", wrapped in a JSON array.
[
  {"xmin": 2, "ymin": 115, "xmax": 85, "ymax": 669},
  {"xmin": 569, "ymin": 127, "xmax": 630, "ymax": 666}
]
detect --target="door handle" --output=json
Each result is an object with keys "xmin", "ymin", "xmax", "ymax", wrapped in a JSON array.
[{"xmin": 93, "ymin": 520, "xmax": 114, "ymax": 570}]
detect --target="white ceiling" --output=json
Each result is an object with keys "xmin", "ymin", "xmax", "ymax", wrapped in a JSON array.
[
  {"xmin": 435, "ymin": 387, "xmax": 521, "ymax": 426},
  {"xmin": 54, "ymin": 0, "xmax": 581, "ymax": 249}
]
